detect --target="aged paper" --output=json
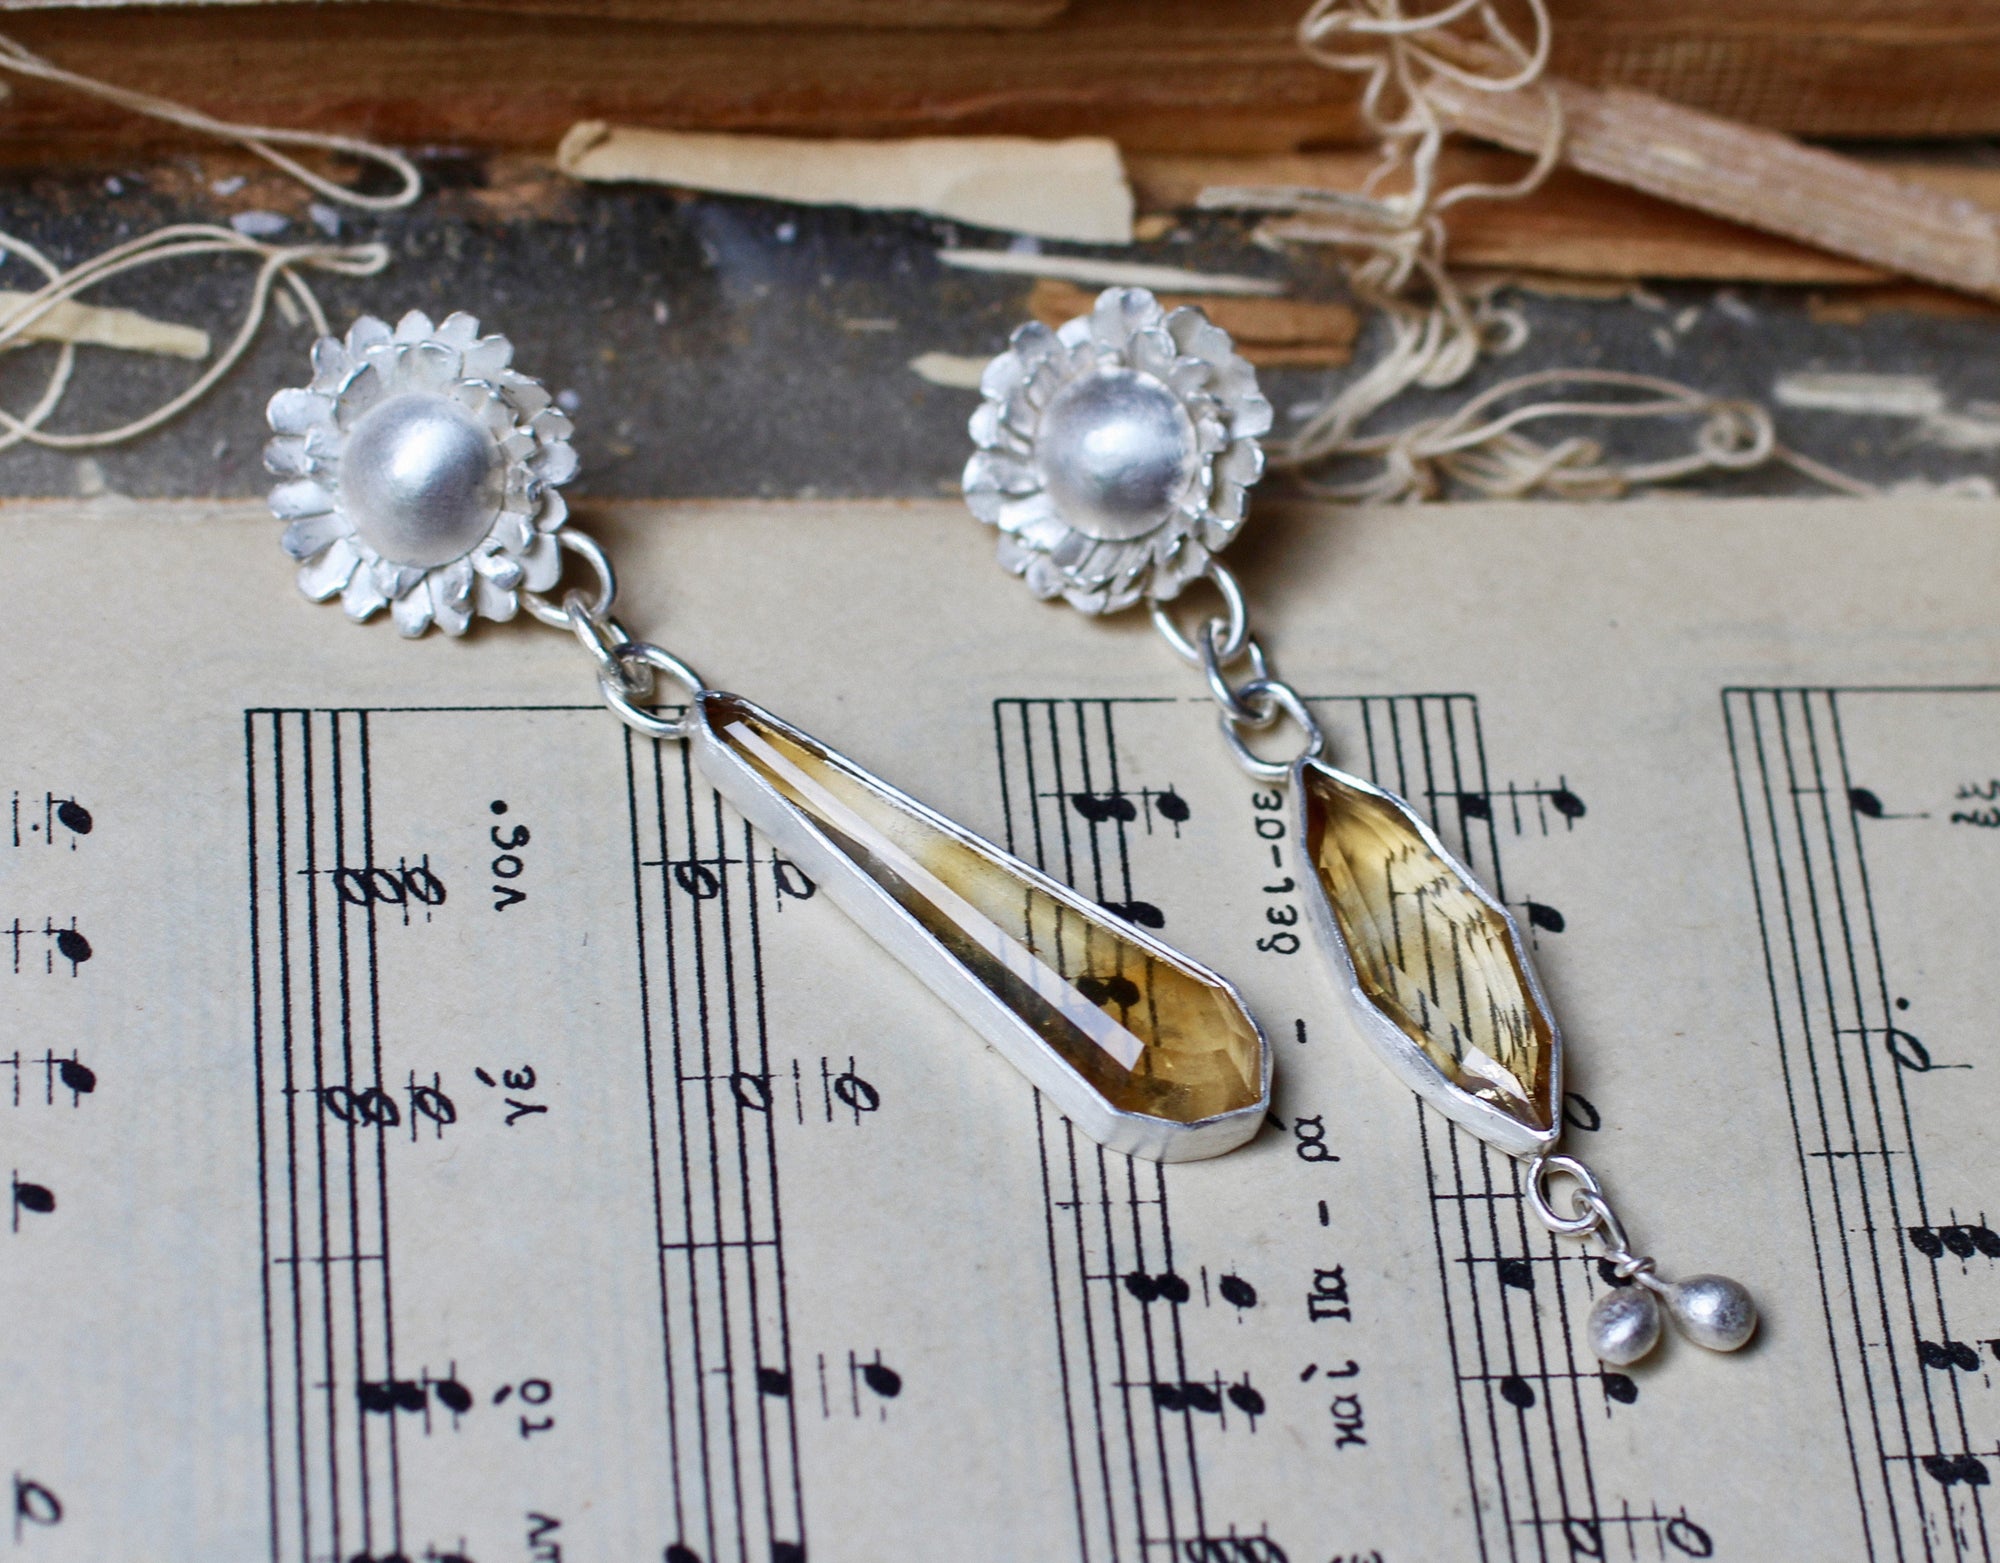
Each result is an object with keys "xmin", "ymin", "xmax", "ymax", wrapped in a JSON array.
[
  {"xmin": 4, "ymin": 494, "xmax": 1999, "ymax": 1563},
  {"xmin": 555, "ymin": 124, "xmax": 1135, "ymax": 245}
]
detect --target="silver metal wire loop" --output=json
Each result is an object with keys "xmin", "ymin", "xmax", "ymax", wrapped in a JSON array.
[
  {"xmin": 563, "ymin": 589, "xmax": 647, "ymax": 696},
  {"xmin": 1525, "ymin": 1153, "xmax": 1607, "ymax": 1238},
  {"xmin": 521, "ymin": 528, "xmax": 617, "ymax": 630},
  {"xmin": 1201, "ymin": 630, "xmax": 1272, "ymax": 725},
  {"xmin": 599, "ymin": 640, "xmax": 707, "ymax": 741},
  {"xmin": 1218, "ymin": 678, "xmax": 1326, "ymax": 783},
  {"xmin": 1149, "ymin": 560, "xmax": 1249, "ymax": 667}
]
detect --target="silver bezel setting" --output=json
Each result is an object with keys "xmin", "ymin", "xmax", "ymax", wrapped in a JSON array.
[
  {"xmin": 1291, "ymin": 755, "xmax": 1562, "ymax": 1159},
  {"xmin": 688, "ymin": 691, "xmax": 1272, "ymax": 1162}
]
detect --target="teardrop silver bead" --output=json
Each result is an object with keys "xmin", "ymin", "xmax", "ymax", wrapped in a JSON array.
[
  {"xmin": 1664, "ymin": 1274, "xmax": 1758, "ymax": 1352},
  {"xmin": 1586, "ymin": 1284, "xmax": 1663, "ymax": 1365}
]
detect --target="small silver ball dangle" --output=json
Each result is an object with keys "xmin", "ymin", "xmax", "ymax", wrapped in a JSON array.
[
  {"xmin": 1664, "ymin": 1274, "xmax": 1759, "ymax": 1352},
  {"xmin": 1585, "ymin": 1284, "xmax": 1662, "ymax": 1366}
]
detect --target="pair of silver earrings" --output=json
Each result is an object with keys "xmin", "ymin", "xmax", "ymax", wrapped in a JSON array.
[{"xmin": 264, "ymin": 287, "xmax": 1754, "ymax": 1370}]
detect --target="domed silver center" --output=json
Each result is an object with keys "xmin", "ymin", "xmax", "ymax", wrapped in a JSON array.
[
  {"xmin": 339, "ymin": 392, "xmax": 503, "ymax": 568},
  {"xmin": 1034, "ymin": 367, "xmax": 1201, "ymax": 542}
]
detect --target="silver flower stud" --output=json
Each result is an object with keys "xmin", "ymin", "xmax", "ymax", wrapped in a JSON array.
[
  {"xmin": 265, "ymin": 310, "xmax": 578, "ymax": 636},
  {"xmin": 963, "ymin": 286, "xmax": 1272, "ymax": 614}
]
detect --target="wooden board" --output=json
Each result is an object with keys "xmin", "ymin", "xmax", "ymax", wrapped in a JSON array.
[
  {"xmin": 0, "ymin": 0, "xmax": 1068, "ymax": 19},
  {"xmin": 8, "ymin": 1, "xmax": 2000, "ymax": 158},
  {"xmin": 1134, "ymin": 150, "xmax": 2000, "ymax": 289}
]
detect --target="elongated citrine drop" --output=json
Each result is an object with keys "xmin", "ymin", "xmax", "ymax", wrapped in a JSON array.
[
  {"xmin": 691, "ymin": 694, "xmax": 1267, "ymax": 1157},
  {"xmin": 1300, "ymin": 759, "xmax": 1557, "ymax": 1144}
]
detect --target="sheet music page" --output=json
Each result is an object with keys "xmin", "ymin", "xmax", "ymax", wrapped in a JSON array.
[{"xmin": 5, "ymin": 493, "xmax": 1998, "ymax": 1563}]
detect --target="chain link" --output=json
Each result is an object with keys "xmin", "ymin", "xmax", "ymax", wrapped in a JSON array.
[
  {"xmin": 524, "ymin": 526, "xmax": 707, "ymax": 740},
  {"xmin": 600, "ymin": 641, "xmax": 706, "ymax": 740},
  {"xmin": 1148, "ymin": 560, "xmax": 1249, "ymax": 666},
  {"xmin": 1525, "ymin": 1152, "xmax": 1657, "ymax": 1279},
  {"xmin": 1151, "ymin": 559, "xmax": 1327, "ymax": 782},
  {"xmin": 521, "ymin": 528, "xmax": 616, "ymax": 629}
]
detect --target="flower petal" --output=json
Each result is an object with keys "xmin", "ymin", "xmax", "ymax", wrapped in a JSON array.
[
  {"xmin": 270, "ymin": 479, "xmax": 335, "ymax": 520},
  {"xmin": 520, "ymin": 531, "xmax": 562, "ymax": 592},
  {"xmin": 995, "ymin": 533, "xmax": 1033, "ymax": 576},
  {"xmin": 340, "ymin": 567, "xmax": 389, "ymax": 622},
  {"xmin": 964, "ymin": 449, "xmax": 1039, "ymax": 498},
  {"xmin": 393, "ymin": 309, "xmax": 436, "ymax": 343},
  {"xmin": 264, "ymin": 436, "xmax": 313, "ymax": 478},
  {"xmin": 1024, "ymin": 555, "xmax": 1066, "ymax": 600},
  {"xmin": 1008, "ymin": 319, "xmax": 1062, "ymax": 368},
  {"xmin": 533, "ymin": 441, "xmax": 578, "ymax": 486},
  {"xmin": 500, "ymin": 373, "xmax": 551, "ymax": 418},
  {"xmin": 1166, "ymin": 357, "xmax": 1210, "ymax": 400},
  {"xmin": 373, "ymin": 557, "xmax": 427, "ymax": 600},
  {"xmin": 1129, "ymin": 327, "xmax": 1177, "ymax": 381},
  {"xmin": 1055, "ymin": 315, "xmax": 1093, "ymax": 351},
  {"xmin": 535, "ymin": 487, "xmax": 568, "ymax": 532},
  {"xmin": 267, "ymin": 387, "xmax": 336, "ymax": 437},
  {"xmin": 1090, "ymin": 287, "xmax": 1164, "ymax": 354},
  {"xmin": 391, "ymin": 582, "xmax": 435, "ymax": 637},
  {"xmin": 490, "ymin": 510, "xmax": 533, "ymax": 554},
  {"xmin": 1229, "ymin": 392, "xmax": 1274, "ymax": 440},
  {"xmin": 436, "ymin": 311, "xmax": 482, "ymax": 347},
  {"xmin": 995, "ymin": 489, "xmax": 1057, "ymax": 535},
  {"xmin": 474, "ymin": 569, "xmax": 519, "ymax": 621},
  {"xmin": 298, "ymin": 537, "xmax": 359, "ymax": 601},
  {"xmin": 965, "ymin": 485, "xmax": 1005, "ymax": 524},
  {"xmin": 436, "ymin": 555, "xmax": 475, "ymax": 606},
  {"xmin": 309, "ymin": 336, "xmax": 353, "ymax": 393},
  {"xmin": 282, "ymin": 512, "xmax": 349, "ymax": 560},
  {"xmin": 979, "ymin": 350, "xmax": 1026, "ymax": 403},
  {"xmin": 462, "ymin": 335, "xmax": 513, "ymax": 379},
  {"xmin": 1215, "ymin": 439, "xmax": 1265, "ymax": 489},
  {"xmin": 334, "ymin": 363, "xmax": 384, "ymax": 427},
  {"xmin": 430, "ymin": 571, "xmax": 473, "ymax": 637},
  {"xmin": 345, "ymin": 315, "xmax": 392, "ymax": 357},
  {"xmin": 404, "ymin": 341, "xmax": 462, "ymax": 394},
  {"xmin": 472, "ymin": 545, "xmax": 525, "ymax": 589},
  {"xmin": 530, "ymin": 408, "xmax": 574, "ymax": 444}
]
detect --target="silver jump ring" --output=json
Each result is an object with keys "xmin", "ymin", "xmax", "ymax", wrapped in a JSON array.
[
  {"xmin": 1218, "ymin": 678, "xmax": 1326, "ymax": 783},
  {"xmin": 1201, "ymin": 630, "xmax": 1272, "ymax": 725},
  {"xmin": 1525, "ymin": 1153, "xmax": 1606, "ymax": 1238},
  {"xmin": 522, "ymin": 529, "xmax": 617, "ymax": 630},
  {"xmin": 599, "ymin": 640, "xmax": 706, "ymax": 741},
  {"xmin": 562, "ymin": 591, "xmax": 651, "ymax": 699},
  {"xmin": 1149, "ymin": 561, "xmax": 1248, "ymax": 667}
]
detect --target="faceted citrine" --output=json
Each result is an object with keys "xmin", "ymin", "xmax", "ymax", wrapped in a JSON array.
[
  {"xmin": 708, "ymin": 696, "xmax": 1263, "ymax": 1124},
  {"xmin": 1301, "ymin": 762, "xmax": 1555, "ymax": 1133}
]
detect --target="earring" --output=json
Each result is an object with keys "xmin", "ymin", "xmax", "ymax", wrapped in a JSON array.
[
  {"xmin": 264, "ymin": 307, "xmax": 1271, "ymax": 1163},
  {"xmin": 963, "ymin": 285, "xmax": 1755, "ymax": 1366}
]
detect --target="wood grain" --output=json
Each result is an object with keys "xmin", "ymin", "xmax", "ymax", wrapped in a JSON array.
[
  {"xmin": 9, "ymin": 2, "xmax": 2000, "ymax": 158},
  {"xmin": 1431, "ymin": 77, "xmax": 2000, "ymax": 299}
]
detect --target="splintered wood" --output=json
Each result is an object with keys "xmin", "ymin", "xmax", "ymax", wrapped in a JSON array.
[{"xmin": 1430, "ymin": 78, "xmax": 2000, "ymax": 302}]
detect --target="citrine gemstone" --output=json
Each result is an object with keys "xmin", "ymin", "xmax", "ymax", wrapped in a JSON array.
[
  {"xmin": 710, "ymin": 696, "xmax": 1263, "ymax": 1124},
  {"xmin": 1301, "ymin": 762, "xmax": 1555, "ymax": 1133}
]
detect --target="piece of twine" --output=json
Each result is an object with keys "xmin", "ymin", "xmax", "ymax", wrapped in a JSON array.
[
  {"xmin": 0, "ymin": 30, "xmax": 419, "ymax": 452},
  {"xmin": 1203, "ymin": 0, "xmax": 1908, "ymax": 504}
]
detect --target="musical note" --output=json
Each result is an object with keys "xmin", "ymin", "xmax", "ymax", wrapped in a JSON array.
[
  {"xmin": 12, "ymin": 1172, "xmax": 55, "ymax": 1230},
  {"xmin": 1058, "ymin": 783, "xmax": 1191, "ymax": 834},
  {"xmin": 5, "ymin": 918, "xmax": 92, "ymax": 976},
  {"xmin": 9, "ymin": 791, "xmax": 92, "ymax": 850},
  {"xmin": 1449, "ymin": 778, "xmax": 1586, "ymax": 836}
]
